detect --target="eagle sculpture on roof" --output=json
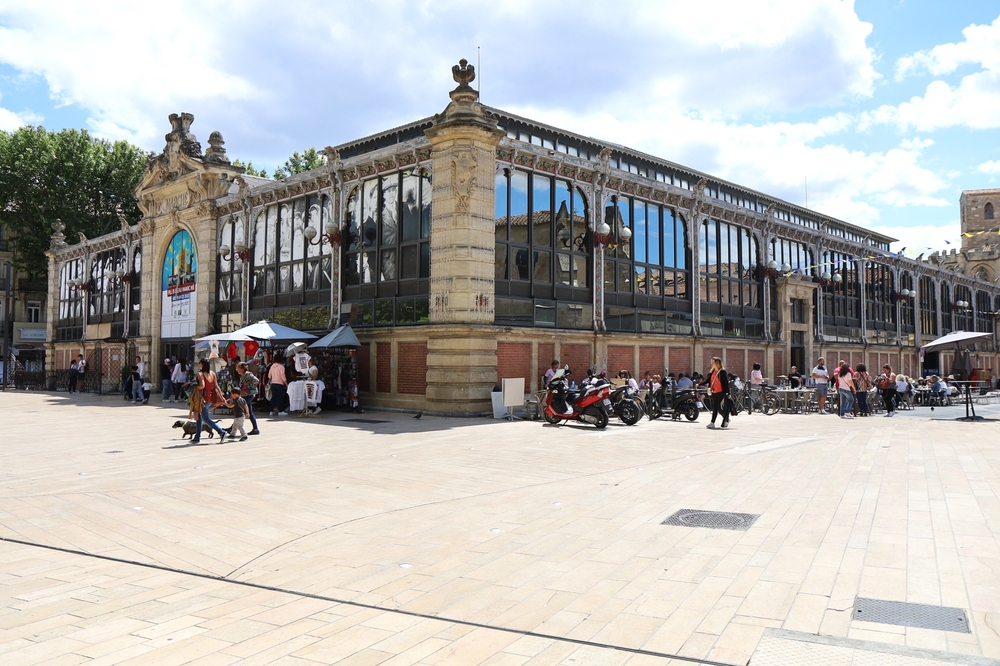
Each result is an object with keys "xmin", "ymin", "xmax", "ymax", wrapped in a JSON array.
[{"xmin": 452, "ymin": 59, "xmax": 475, "ymax": 90}]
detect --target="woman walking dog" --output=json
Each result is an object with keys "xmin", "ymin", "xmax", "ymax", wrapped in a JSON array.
[{"xmin": 191, "ymin": 359, "xmax": 229, "ymax": 443}]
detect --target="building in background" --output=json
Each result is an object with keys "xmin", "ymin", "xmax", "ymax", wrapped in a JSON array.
[
  {"xmin": 1, "ymin": 224, "xmax": 48, "ymax": 384},
  {"xmin": 44, "ymin": 61, "xmax": 1000, "ymax": 410}
]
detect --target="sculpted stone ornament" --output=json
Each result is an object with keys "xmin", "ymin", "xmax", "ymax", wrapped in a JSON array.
[
  {"xmin": 165, "ymin": 112, "xmax": 202, "ymax": 158},
  {"xmin": 50, "ymin": 219, "xmax": 67, "ymax": 249},
  {"xmin": 451, "ymin": 148, "xmax": 478, "ymax": 214},
  {"xmin": 204, "ymin": 131, "xmax": 230, "ymax": 164},
  {"xmin": 452, "ymin": 58, "xmax": 476, "ymax": 91}
]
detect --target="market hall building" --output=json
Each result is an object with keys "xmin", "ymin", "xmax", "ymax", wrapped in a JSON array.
[{"xmin": 44, "ymin": 60, "xmax": 1000, "ymax": 414}]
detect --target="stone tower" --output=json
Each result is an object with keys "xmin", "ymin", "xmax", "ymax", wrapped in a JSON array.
[{"xmin": 960, "ymin": 188, "xmax": 1000, "ymax": 251}]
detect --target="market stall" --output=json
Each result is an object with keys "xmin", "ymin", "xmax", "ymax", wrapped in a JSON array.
[{"xmin": 309, "ymin": 324, "xmax": 362, "ymax": 411}]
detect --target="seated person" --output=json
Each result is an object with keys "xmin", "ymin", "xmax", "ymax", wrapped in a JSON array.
[
  {"xmin": 676, "ymin": 373, "xmax": 694, "ymax": 390},
  {"xmin": 930, "ymin": 375, "xmax": 946, "ymax": 403},
  {"xmin": 788, "ymin": 366, "xmax": 803, "ymax": 388}
]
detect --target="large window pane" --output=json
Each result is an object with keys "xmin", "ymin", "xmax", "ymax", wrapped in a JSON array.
[
  {"xmin": 533, "ymin": 250, "xmax": 550, "ymax": 282},
  {"xmin": 648, "ymin": 205, "xmax": 660, "ymax": 265},
  {"xmin": 532, "ymin": 175, "xmax": 550, "ymax": 247},
  {"xmin": 634, "ymin": 201, "xmax": 646, "ymax": 263},
  {"xmin": 381, "ymin": 175, "xmax": 398, "ymax": 245},
  {"xmin": 495, "ymin": 171, "xmax": 508, "ymax": 241},
  {"xmin": 510, "ymin": 171, "xmax": 528, "ymax": 243},
  {"xmin": 402, "ymin": 172, "xmax": 420, "ymax": 242},
  {"xmin": 495, "ymin": 243, "xmax": 508, "ymax": 280}
]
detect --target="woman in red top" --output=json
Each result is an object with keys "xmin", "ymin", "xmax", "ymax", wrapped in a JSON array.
[
  {"xmin": 193, "ymin": 358, "xmax": 230, "ymax": 443},
  {"xmin": 706, "ymin": 357, "xmax": 731, "ymax": 430}
]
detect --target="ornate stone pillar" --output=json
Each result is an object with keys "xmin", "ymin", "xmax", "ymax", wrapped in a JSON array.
[
  {"xmin": 422, "ymin": 60, "xmax": 505, "ymax": 413},
  {"xmin": 858, "ymin": 255, "xmax": 867, "ymax": 344}
]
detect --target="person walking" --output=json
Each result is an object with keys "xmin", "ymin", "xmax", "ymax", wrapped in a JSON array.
[
  {"xmin": 160, "ymin": 358, "xmax": 173, "ymax": 402},
  {"xmin": 835, "ymin": 363, "xmax": 855, "ymax": 418},
  {"xmin": 267, "ymin": 356, "xmax": 289, "ymax": 416},
  {"xmin": 170, "ymin": 359, "xmax": 187, "ymax": 402},
  {"xmin": 68, "ymin": 356, "xmax": 79, "ymax": 394},
  {"xmin": 236, "ymin": 362, "xmax": 261, "ymax": 434},
  {"xmin": 192, "ymin": 358, "xmax": 229, "ymax": 443},
  {"xmin": 877, "ymin": 364, "xmax": 897, "ymax": 417},
  {"xmin": 853, "ymin": 364, "xmax": 873, "ymax": 416},
  {"xmin": 223, "ymin": 387, "xmax": 250, "ymax": 441},
  {"xmin": 811, "ymin": 357, "xmax": 830, "ymax": 413},
  {"xmin": 705, "ymin": 357, "xmax": 731, "ymax": 430}
]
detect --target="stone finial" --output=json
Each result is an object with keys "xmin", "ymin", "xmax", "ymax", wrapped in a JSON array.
[
  {"xmin": 49, "ymin": 219, "xmax": 66, "ymax": 249},
  {"xmin": 164, "ymin": 112, "xmax": 202, "ymax": 157},
  {"xmin": 452, "ymin": 58, "xmax": 475, "ymax": 89},
  {"xmin": 204, "ymin": 130, "xmax": 230, "ymax": 164}
]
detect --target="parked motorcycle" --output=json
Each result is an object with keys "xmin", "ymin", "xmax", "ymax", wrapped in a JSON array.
[
  {"xmin": 542, "ymin": 370, "xmax": 612, "ymax": 428},
  {"xmin": 645, "ymin": 378, "xmax": 700, "ymax": 421},
  {"xmin": 609, "ymin": 383, "xmax": 645, "ymax": 426}
]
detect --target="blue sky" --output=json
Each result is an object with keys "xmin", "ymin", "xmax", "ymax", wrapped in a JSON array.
[{"xmin": 2, "ymin": 0, "xmax": 1000, "ymax": 256}]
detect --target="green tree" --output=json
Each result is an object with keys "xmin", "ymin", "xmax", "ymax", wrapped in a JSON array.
[
  {"xmin": 272, "ymin": 147, "xmax": 325, "ymax": 180},
  {"xmin": 0, "ymin": 126, "xmax": 148, "ymax": 274},
  {"xmin": 231, "ymin": 158, "xmax": 270, "ymax": 179}
]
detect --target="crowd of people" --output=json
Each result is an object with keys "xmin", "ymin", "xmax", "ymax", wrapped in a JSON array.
[{"xmin": 540, "ymin": 352, "xmax": 978, "ymax": 431}]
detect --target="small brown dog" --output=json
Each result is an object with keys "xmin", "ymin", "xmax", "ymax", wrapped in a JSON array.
[{"xmin": 172, "ymin": 420, "xmax": 216, "ymax": 439}]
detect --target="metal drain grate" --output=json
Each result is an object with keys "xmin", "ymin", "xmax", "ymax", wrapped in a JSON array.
[
  {"xmin": 853, "ymin": 597, "xmax": 970, "ymax": 633},
  {"xmin": 661, "ymin": 509, "xmax": 760, "ymax": 531},
  {"xmin": 341, "ymin": 418, "xmax": 390, "ymax": 424}
]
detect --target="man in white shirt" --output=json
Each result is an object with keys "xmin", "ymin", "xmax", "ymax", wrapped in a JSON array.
[
  {"xmin": 811, "ymin": 357, "xmax": 829, "ymax": 413},
  {"xmin": 543, "ymin": 360, "xmax": 559, "ymax": 387}
]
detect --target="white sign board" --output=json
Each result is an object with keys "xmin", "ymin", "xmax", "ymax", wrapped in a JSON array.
[
  {"xmin": 501, "ymin": 377, "xmax": 525, "ymax": 408},
  {"xmin": 18, "ymin": 328, "xmax": 46, "ymax": 341}
]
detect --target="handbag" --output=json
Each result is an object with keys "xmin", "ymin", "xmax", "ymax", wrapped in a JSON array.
[{"xmin": 265, "ymin": 383, "xmax": 273, "ymax": 401}]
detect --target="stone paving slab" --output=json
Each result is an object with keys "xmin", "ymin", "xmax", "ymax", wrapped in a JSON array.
[{"xmin": 1, "ymin": 391, "xmax": 999, "ymax": 664}]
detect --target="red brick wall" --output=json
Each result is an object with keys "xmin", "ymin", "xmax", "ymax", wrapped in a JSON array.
[
  {"xmin": 397, "ymin": 342, "xmax": 428, "ymax": 395},
  {"xmin": 607, "ymin": 345, "xmax": 634, "ymax": 376},
  {"xmin": 376, "ymin": 343, "xmax": 391, "ymax": 393},
  {"xmin": 747, "ymin": 349, "xmax": 764, "ymax": 376},
  {"xmin": 869, "ymin": 353, "xmax": 879, "ymax": 371},
  {"xmin": 726, "ymin": 348, "xmax": 745, "ymax": 380},
  {"xmin": 497, "ymin": 342, "xmax": 532, "ymax": 385},
  {"xmin": 357, "ymin": 343, "xmax": 371, "ymax": 392},
  {"xmin": 703, "ymin": 347, "xmax": 723, "ymax": 374},
  {"xmin": 773, "ymin": 350, "xmax": 783, "ymax": 378},
  {"xmin": 561, "ymin": 344, "xmax": 591, "ymax": 376},
  {"xmin": 538, "ymin": 343, "xmax": 555, "ymax": 387},
  {"xmin": 669, "ymin": 347, "xmax": 691, "ymax": 375},
  {"xmin": 639, "ymin": 346, "xmax": 664, "ymax": 377}
]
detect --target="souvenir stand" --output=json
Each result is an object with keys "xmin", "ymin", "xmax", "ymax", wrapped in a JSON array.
[{"xmin": 309, "ymin": 324, "xmax": 363, "ymax": 411}]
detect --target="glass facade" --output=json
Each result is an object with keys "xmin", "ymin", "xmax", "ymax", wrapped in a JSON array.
[
  {"xmin": 604, "ymin": 195, "xmax": 691, "ymax": 334},
  {"xmin": 343, "ymin": 170, "xmax": 431, "ymax": 327},
  {"xmin": 919, "ymin": 276, "xmax": 937, "ymax": 337},
  {"xmin": 494, "ymin": 168, "xmax": 593, "ymax": 328},
  {"xmin": 699, "ymin": 219, "xmax": 761, "ymax": 338}
]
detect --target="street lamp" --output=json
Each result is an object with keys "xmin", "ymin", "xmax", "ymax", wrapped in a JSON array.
[
  {"xmin": 219, "ymin": 240, "xmax": 252, "ymax": 262},
  {"xmin": 304, "ymin": 220, "xmax": 340, "ymax": 246}
]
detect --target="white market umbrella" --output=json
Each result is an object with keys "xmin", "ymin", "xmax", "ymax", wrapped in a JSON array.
[
  {"xmin": 235, "ymin": 320, "xmax": 318, "ymax": 343},
  {"xmin": 920, "ymin": 330, "xmax": 991, "ymax": 353},
  {"xmin": 194, "ymin": 331, "xmax": 253, "ymax": 342}
]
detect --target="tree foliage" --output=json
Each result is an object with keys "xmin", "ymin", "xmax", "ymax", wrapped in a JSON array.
[
  {"xmin": 231, "ymin": 158, "xmax": 270, "ymax": 179},
  {"xmin": 272, "ymin": 147, "xmax": 325, "ymax": 180},
  {"xmin": 0, "ymin": 126, "xmax": 148, "ymax": 275}
]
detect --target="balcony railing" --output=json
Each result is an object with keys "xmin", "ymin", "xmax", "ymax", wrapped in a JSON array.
[{"xmin": 18, "ymin": 279, "xmax": 47, "ymax": 293}]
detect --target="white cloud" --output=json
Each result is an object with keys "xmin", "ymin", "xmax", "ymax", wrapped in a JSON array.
[
  {"xmin": 0, "ymin": 92, "xmax": 41, "ymax": 130},
  {"xmin": 978, "ymin": 160, "xmax": 1000, "ymax": 174},
  {"xmin": 867, "ymin": 15, "xmax": 1000, "ymax": 131},
  {"xmin": 868, "ymin": 222, "xmax": 961, "ymax": 257},
  {"xmin": 516, "ymin": 103, "xmax": 948, "ymax": 228},
  {"xmin": 0, "ymin": 0, "xmax": 879, "ymax": 155}
]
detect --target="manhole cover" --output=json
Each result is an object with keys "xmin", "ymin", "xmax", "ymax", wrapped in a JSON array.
[
  {"xmin": 661, "ymin": 509, "xmax": 760, "ymax": 531},
  {"xmin": 341, "ymin": 418, "xmax": 390, "ymax": 424},
  {"xmin": 853, "ymin": 597, "xmax": 970, "ymax": 633}
]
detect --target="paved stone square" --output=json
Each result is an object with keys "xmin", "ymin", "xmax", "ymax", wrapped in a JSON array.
[{"xmin": 1, "ymin": 391, "xmax": 1000, "ymax": 665}]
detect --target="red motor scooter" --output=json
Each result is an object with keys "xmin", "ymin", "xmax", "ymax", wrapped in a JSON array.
[{"xmin": 542, "ymin": 369, "xmax": 612, "ymax": 428}]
